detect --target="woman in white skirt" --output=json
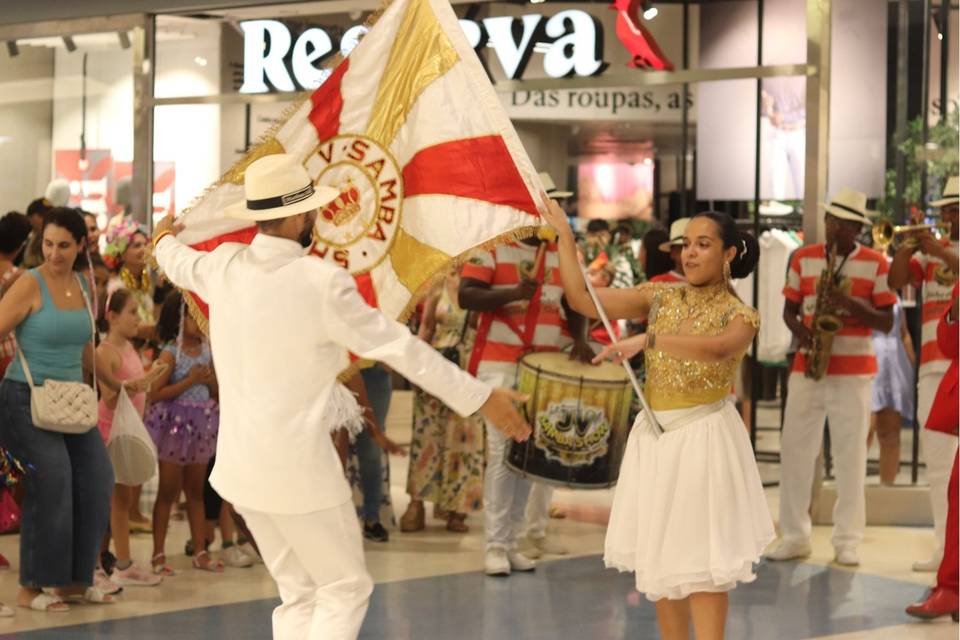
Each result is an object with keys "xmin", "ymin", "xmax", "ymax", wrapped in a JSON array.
[{"xmin": 541, "ymin": 202, "xmax": 775, "ymax": 640}]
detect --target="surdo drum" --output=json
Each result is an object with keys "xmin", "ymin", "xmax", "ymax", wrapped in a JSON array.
[{"xmin": 507, "ymin": 351, "xmax": 633, "ymax": 489}]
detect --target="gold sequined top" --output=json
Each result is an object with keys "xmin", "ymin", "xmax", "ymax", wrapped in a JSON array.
[{"xmin": 641, "ymin": 282, "xmax": 760, "ymax": 411}]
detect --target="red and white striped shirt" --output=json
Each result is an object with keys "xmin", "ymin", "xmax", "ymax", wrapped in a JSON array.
[
  {"xmin": 783, "ymin": 243, "xmax": 897, "ymax": 376},
  {"xmin": 461, "ymin": 243, "xmax": 571, "ymax": 373},
  {"xmin": 908, "ymin": 239, "xmax": 959, "ymax": 377}
]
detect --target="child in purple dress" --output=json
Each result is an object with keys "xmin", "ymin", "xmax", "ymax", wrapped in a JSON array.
[{"xmin": 145, "ymin": 291, "xmax": 222, "ymax": 573}]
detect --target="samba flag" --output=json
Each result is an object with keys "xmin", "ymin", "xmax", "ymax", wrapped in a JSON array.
[{"xmin": 176, "ymin": 0, "xmax": 544, "ymax": 324}]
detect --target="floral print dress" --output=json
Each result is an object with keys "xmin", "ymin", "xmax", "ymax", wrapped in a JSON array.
[{"xmin": 406, "ymin": 289, "xmax": 486, "ymax": 514}]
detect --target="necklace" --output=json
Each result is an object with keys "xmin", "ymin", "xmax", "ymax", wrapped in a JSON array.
[{"xmin": 120, "ymin": 266, "xmax": 151, "ymax": 293}]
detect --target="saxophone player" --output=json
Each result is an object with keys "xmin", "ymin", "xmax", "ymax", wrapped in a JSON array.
[
  {"xmin": 887, "ymin": 175, "xmax": 959, "ymax": 572},
  {"xmin": 767, "ymin": 187, "xmax": 896, "ymax": 566}
]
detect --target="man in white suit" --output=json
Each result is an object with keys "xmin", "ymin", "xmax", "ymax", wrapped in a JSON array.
[{"xmin": 153, "ymin": 154, "xmax": 531, "ymax": 640}]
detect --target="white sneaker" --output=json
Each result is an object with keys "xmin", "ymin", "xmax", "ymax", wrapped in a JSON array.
[
  {"xmin": 239, "ymin": 542, "xmax": 263, "ymax": 565},
  {"xmin": 111, "ymin": 564, "xmax": 162, "ymax": 587},
  {"xmin": 765, "ymin": 539, "xmax": 812, "ymax": 561},
  {"xmin": 507, "ymin": 551, "xmax": 536, "ymax": 572},
  {"xmin": 484, "ymin": 549, "xmax": 510, "ymax": 576},
  {"xmin": 222, "ymin": 545, "xmax": 254, "ymax": 568},
  {"xmin": 834, "ymin": 547, "xmax": 860, "ymax": 567},
  {"xmin": 912, "ymin": 552, "xmax": 943, "ymax": 572}
]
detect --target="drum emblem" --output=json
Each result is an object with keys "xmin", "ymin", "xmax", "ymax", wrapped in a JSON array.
[
  {"xmin": 308, "ymin": 134, "xmax": 403, "ymax": 274},
  {"xmin": 534, "ymin": 400, "xmax": 612, "ymax": 467}
]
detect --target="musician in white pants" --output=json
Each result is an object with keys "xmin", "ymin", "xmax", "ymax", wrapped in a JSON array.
[
  {"xmin": 460, "ymin": 234, "xmax": 593, "ymax": 576},
  {"xmin": 766, "ymin": 189, "xmax": 896, "ymax": 567},
  {"xmin": 888, "ymin": 175, "xmax": 960, "ymax": 571},
  {"xmin": 153, "ymin": 154, "xmax": 530, "ymax": 639}
]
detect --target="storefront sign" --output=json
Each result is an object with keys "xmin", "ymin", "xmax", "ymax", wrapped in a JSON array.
[
  {"xmin": 503, "ymin": 87, "xmax": 694, "ymax": 122},
  {"xmin": 239, "ymin": 11, "xmax": 606, "ymax": 94}
]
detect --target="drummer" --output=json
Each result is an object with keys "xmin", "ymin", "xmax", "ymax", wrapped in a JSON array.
[{"xmin": 460, "ymin": 180, "xmax": 594, "ymax": 577}]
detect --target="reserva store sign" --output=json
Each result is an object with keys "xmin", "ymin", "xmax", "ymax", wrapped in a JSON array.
[{"xmin": 239, "ymin": 10, "xmax": 606, "ymax": 94}]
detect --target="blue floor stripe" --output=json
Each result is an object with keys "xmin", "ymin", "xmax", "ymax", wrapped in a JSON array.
[{"xmin": 5, "ymin": 556, "xmax": 934, "ymax": 639}]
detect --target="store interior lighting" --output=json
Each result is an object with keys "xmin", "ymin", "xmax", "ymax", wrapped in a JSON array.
[
  {"xmin": 5, "ymin": 41, "xmax": 18, "ymax": 57},
  {"xmin": 62, "ymin": 36, "xmax": 77, "ymax": 52},
  {"xmin": 117, "ymin": 31, "xmax": 131, "ymax": 49},
  {"xmin": 643, "ymin": 3, "xmax": 659, "ymax": 21},
  {"xmin": 194, "ymin": 55, "xmax": 208, "ymax": 66}
]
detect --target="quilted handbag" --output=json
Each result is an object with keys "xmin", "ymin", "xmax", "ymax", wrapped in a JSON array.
[{"xmin": 15, "ymin": 274, "xmax": 98, "ymax": 434}]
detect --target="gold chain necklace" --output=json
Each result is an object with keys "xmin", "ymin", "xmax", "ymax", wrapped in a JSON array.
[{"xmin": 119, "ymin": 267, "xmax": 151, "ymax": 293}]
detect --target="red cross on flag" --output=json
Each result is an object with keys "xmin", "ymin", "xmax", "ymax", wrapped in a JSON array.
[{"xmin": 176, "ymin": 0, "xmax": 545, "ymax": 324}]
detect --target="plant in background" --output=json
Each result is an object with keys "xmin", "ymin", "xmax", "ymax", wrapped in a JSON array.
[{"xmin": 878, "ymin": 109, "xmax": 959, "ymax": 221}]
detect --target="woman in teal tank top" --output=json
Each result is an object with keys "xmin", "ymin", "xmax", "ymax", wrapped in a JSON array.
[{"xmin": 0, "ymin": 208, "xmax": 116, "ymax": 612}]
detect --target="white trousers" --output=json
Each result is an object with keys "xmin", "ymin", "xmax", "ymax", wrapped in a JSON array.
[
  {"xmin": 239, "ymin": 501, "xmax": 373, "ymax": 640},
  {"xmin": 918, "ymin": 371, "xmax": 959, "ymax": 553},
  {"xmin": 779, "ymin": 373, "xmax": 872, "ymax": 549},
  {"xmin": 523, "ymin": 483, "xmax": 553, "ymax": 539},
  {"xmin": 480, "ymin": 369, "xmax": 533, "ymax": 552}
]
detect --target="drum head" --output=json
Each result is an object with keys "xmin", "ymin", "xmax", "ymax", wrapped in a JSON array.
[{"xmin": 519, "ymin": 350, "xmax": 628, "ymax": 384}]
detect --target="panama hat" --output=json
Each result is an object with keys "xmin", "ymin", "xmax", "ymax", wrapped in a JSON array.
[
  {"xmin": 822, "ymin": 187, "xmax": 872, "ymax": 226},
  {"xmin": 539, "ymin": 171, "xmax": 573, "ymax": 199},
  {"xmin": 658, "ymin": 217, "xmax": 690, "ymax": 252},
  {"xmin": 930, "ymin": 176, "xmax": 959, "ymax": 208},
  {"xmin": 226, "ymin": 154, "xmax": 339, "ymax": 222}
]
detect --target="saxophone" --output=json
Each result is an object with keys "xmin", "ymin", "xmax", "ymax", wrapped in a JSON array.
[{"xmin": 805, "ymin": 244, "xmax": 845, "ymax": 381}]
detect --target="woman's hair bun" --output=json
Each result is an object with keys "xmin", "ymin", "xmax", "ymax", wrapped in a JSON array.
[{"xmin": 730, "ymin": 230, "xmax": 760, "ymax": 279}]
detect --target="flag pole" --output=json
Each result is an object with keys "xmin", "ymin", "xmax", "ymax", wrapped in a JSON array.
[{"xmin": 580, "ymin": 265, "xmax": 663, "ymax": 438}]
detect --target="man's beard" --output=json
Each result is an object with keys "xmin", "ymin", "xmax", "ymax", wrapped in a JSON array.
[{"xmin": 298, "ymin": 226, "xmax": 314, "ymax": 248}]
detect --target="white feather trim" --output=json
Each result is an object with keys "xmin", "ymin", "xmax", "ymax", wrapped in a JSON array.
[{"xmin": 322, "ymin": 383, "xmax": 366, "ymax": 438}]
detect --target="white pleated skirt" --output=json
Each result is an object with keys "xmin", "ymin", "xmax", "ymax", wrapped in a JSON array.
[{"xmin": 604, "ymin": 399, "xmax": 775, "ymax": 602}]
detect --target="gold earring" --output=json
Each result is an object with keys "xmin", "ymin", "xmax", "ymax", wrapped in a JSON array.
[{"xmin": 723, "ymin": 261, "xmax": 731, "ymax": 281}]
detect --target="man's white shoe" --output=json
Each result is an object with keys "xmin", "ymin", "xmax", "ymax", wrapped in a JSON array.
[
  {"xmin": 834, "ymin": 547, "xmax": 860, "ymax": 567},
  {"xmin": 764, "ymin": 539, "xmax": 812, "ymax": 561},
  {"xmin": 484, "ymin": 549, "xmax": 511, "ymax": 576},
  {"xmin": 507, "ymin": 551, "xmax": 536, "ymax": 572},
  {"xmin": 912, "ymin": 552, "xmax": 943, "ymax": 572}
]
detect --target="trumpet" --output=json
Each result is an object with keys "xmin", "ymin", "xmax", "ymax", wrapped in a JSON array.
[{"xmin": 871, "ymin": 221, "xmax": 950, "ymax": 251}]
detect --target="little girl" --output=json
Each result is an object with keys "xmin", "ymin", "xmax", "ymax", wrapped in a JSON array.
[
  {"xmin": 96, "ymin": 288, "xmax": 163, "ymax": 587},
  {"xmin": 145, "ymin": 291, "xmax": 223, "ymax": 573}
]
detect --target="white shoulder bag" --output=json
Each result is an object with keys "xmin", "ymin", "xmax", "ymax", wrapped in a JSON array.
[{"xmin": 15, "ymin": 273, "xmax": 98, "ymax": 434}]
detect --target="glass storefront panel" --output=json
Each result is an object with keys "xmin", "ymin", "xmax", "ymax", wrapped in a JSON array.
[{"xmin": 0, "ymin": 31, "xmax": 133, "ymax": 234}]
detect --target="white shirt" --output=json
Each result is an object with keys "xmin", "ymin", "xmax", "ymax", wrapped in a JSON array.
[{"xmin": 155, "ymin": 233, "xmax": 491, "ymax": 514}]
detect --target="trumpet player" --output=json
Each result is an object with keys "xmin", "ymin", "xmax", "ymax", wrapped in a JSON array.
[
  {"xmin": 888, "ymin": 175, "xmax": 959, "ymax": 572},
  {"xmin": 767, "ymin": 188, "xmax": 896, "ymax": 566}
]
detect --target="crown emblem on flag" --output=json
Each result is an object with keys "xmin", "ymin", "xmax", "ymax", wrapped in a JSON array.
[{"xmin": 321, "ymin": 180, "xmax": 362, "ymax": 227}]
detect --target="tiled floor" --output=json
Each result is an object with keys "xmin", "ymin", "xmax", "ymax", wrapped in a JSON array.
[{"xmin": 0, "ymin": 392, "xmax": 953, "ymax": 639}]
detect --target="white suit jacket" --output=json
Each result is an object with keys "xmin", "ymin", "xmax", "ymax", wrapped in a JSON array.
[{"xmin": 155, "ymin": 233, "xmax": 491, "ymax": 514}]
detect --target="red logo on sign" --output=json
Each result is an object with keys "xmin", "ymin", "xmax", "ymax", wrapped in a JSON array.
[{"xmin": 609, "ymin": 0, "xmax": 675, "ymax": 71}]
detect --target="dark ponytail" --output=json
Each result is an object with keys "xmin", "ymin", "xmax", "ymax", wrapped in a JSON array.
[
  {"xmin": 155, "ymin": 290, "xmax": 184, "ymax": 344},
  {"xmin": 691, "ymin": 211, "xmax": 760, "ymax": 279}
]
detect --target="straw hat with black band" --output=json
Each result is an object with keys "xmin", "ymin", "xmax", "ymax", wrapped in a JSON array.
[
  {"xmin": 539, "ymin": 171, "xmax": 573, "ymax": 200},
  {"xmin": 658, "ymin": 217, "xmax": 690, "ymax": 253},
  {"xmin": 822, "ymin": 187, "xmax": 872, "ymax": 226},
  {"xmin": 930, "ymin": 176, "xmax": 959, "ymax": 208},
  {"xmin": 225, "ymin": 154, "xmax": 339, "ymax": 222}
]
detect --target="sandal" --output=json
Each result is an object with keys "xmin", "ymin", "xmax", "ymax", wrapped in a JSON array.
[
  {"xmin": 151, "ymin": 553, "xmax": 177, "ymax": 576},
  {"xmin": 192, "ymin": 550, "xmax": 224, "ymax": 573},
  {"xmin": 446, "ymin": 512, "xmax": 469, "ymax": 533},
  {"xmin": 63, "ymin": 587, "xmax": 114, "ymax": 605},
  {"xmin": 400, "ymin": 501, "xmax": 425, "ymax": 533},
  {"xmin": 19, "ymin": 592, "xmax": 69, "ymax": 613}
]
